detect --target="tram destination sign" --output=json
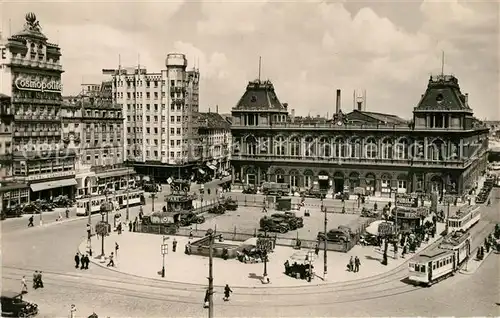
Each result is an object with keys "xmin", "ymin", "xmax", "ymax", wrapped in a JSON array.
[{"xmin": 15, "ymin": 77, "xmax": 62, "ymax": 93}]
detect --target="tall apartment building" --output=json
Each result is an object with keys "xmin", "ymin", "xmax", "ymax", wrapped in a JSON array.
[
  {"xmin": 0, "ymin": 13, "xmax": 76, "ymax": 201},
  {"xmin": 102, "ymin": 53, "xmax": 200, "ymax": 180}
]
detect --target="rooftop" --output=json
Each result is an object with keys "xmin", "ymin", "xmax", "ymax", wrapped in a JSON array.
[
  {"xmin": 198, "ymin": 112, "xmax": 231, "ymax": 130},
  {"xmin": 414, "ymin": 74, "xmax": 473, "ymax": 113},
  {"xmin": 233, "ymin": 80, "xmax": 287, "ymax": 111},
  {"xmin": 345, "ymin": 110, "xmax": 409, "ymax": 125}
]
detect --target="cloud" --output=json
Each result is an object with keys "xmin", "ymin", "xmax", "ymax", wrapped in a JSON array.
[{"xmin": 2, "ymin": 1, "xmax": 497, "ymax": 119}]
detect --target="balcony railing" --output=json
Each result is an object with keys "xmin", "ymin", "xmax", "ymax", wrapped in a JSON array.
[
  {"xmin": 231, "ymin": 154, "xmax": 470, "ymax": 168},
  {"xmin": 231, "ymin": 123, "xmax": 485, "ymax": 132}
]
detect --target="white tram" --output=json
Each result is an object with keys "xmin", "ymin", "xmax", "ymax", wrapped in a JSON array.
[
  {"xmin": 76, "ymin": 189, "xmax": 144, "ymax": 216},
  {"xmin": 408, "ymin": 231, "xmax": 471, "ymax": 286},
  {"xmin": 447, "ymin": 205, "xmax": 481, "ymax": 232}
]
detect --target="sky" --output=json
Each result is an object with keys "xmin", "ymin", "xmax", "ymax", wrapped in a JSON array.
[{"xmin": 2, "ymin": 0, "xmax": 499, "ymax": 120}]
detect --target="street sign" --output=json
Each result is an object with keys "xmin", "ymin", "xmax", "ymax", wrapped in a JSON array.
[
  {"xmin": 395, "ymin": 194, "xmax": 418, "ymax": 208},
  {"xmin": 257, "ymin": 237, "xmax": 273, "ymax": 252},
  {"xmin": 161, "ymin": 244, "xmax": 168, "ymax": 255},
  {"xmin": 378, "ymin": 222, "xmax": 394, "ymax": 236}
]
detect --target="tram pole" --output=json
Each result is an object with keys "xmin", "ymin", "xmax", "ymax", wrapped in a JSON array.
[
  {"xmin": 207, "ymin": 228, "xmax": 214, "ymax": 318},
  {"xmin": 126, "ymin": 168, "xmax": 130, "ymax": 222},
  {"xmin": 322, "ymin": 197, "xmax": 328, "ymax": 281}
]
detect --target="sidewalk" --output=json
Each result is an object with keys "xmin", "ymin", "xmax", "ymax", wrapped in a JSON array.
[{"xmin": 79, "ymin": 223, "xmax": 444, "ymax": 288}]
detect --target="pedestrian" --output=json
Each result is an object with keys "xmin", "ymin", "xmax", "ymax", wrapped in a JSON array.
[
  {"xmin": 70, "ymin": 304, "xmax": 77, "ymax": 318},
  {"xmin": 65, "ymin": 208, "xmax": 70, "ymax": 218},
  {"xmin": 203, "ymin": 288, "xmax": 210, "ymax": 308},
  {"xmin": 74, "ymin": 252, "xmax": 80, "ymax": 268},
  {"xmin": 107, "ymin": 252, "xmax": 115, "ymax": 267},
  {"xmin": 172, "ymin": 238, "xmax": 177, "ymax": 252},
  {"xmin": 84, "ymin": 254, "xmax": 90, "ymax": 269},
  {"xmin": 314, "ymin": 244, "xmax": 319, "ymax": 256},
  {"xmin": 37, "ymin": 271, "xmax": 44, "ymax": 288},
  {"xmin": 28, "ymin": 215, "xmax": 34, "ymax": 227},
  {"xmin": 354, "ymin": 256, "xmax": 361, "ymax": 273},
  {"xmin": 128, "ymin": 221, "xmax": 132, "ymax": 232},
  {"xmin": 189, "ymin": 229, "xmax": 193, "ymax": 240},
  {"xmin": 33, "ymin": 271, "xmax": 39, "ymax": 289},
  {"xmin": 223, "ymin": 284, "xmax": 232, "ymax": 301},
  {"xmin": 21, "ymin": 276, "xmax": 28, "ymax": 294},
  {"xmin": 80, "ymin": 254, "xmax": 85, "ymax": 270},
  {"xmin": 348, "ymin": 256, "xmax": 354, "ymax": 272},
  {"xmin": 115, "ymin": 242, "xmax": 119, "ymax": 257}
]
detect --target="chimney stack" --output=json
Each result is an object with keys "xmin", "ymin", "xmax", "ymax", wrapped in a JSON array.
[
  {"xmin": 357, "ymin": 101, "xmax": 363, "ymax": 111},
  {"xmin": 208, "ymin": 107, "xmax": 211, "ymax": 113},
  {"xmin": 291, "ymin": 109, "xmax": 295, "ymax": 123},
  {"xmin": 216, "ymin": 105, "xmax": 219, "ymax": 113},
  {"xmin": 336, "ymin": 89, "xmax": 341, "ymax": 114},
  {"xmin": 464, "ymin": 93, "xmax": 469, "ymax": 106}
]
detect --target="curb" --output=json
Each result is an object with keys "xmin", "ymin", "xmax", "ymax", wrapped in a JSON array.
[
  {"xmin": 78, "ymin": 233, "xmax": 437, "ymax": 290},
  {"xmin": 459, "ymin": 249, "xmax": 497, "ymax": 275}
]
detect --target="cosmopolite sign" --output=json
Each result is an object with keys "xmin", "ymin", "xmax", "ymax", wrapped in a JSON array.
[{"xmin": 15, "ymin": 77, "xmax": 63, "ymax": 93}]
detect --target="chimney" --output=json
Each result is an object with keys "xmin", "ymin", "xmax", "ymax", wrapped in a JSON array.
[
  {"xmin": 357, "ymin": 101, "xmax": 363, "ymax": 111},
  {"xmin": 336, "ymin": 89, "xmax": 341, "ymax": 114},
  {"xmin": 291, "ymin": 109, "xmax": 295, "ymax": 123},
  {"xmin": 464, "ymin": 93, "xmax": 468, "ymax": 106},
  {"xmin": 216, "ymin": 105, "xmax": 219, "ymax": 113},
  {"xmin": 208, "ymin": 107, "xmax": 211, "ymax": 113}
]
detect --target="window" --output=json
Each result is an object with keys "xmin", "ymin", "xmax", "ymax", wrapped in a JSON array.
[
  {"xmin": 395, "ymin": 139, "xmax": 408, "ymax": 159},
  {"xmin": 146, "ymin": 92, "xmax": 150, "ymax": 99},
  {"xmin": 398, "ymin": 180, "xmax": 407, "ymax": 193},
  {"xmin": 381, "ymin": 139, "xmax": 392, "ymax": 159},
  {"xmin": 170, "ymin": 140, "xmax": 174, "ymax": 146},
  {"xmin": 176, "ymin": 128, "xmax": 181, "ymax": 134},
  {"xmin": 170, "ymin": 128, "xmax": 175, "ymax": 134},
  {"xmin": 154, "ymin": 128, "xmax": 158, "ymax": 134},
  {"xmin": 170, "ymin": 152, "xmax": 174, "ymax": 157},
  {"xmin": 176, "ymin": 116, "xmax": 181, "ymax": 123},
  {"xmin": 146, "ymin": 116, "xmax": 150, "ymax": 122},
  {"xmin": 170, "ymin": 116, "xmax": 175, "ymax": 123},
  {"xmin": 176, "ymin": 140, "xmax": 181, "ymax": 146},
  {"xmin": 365, "ymin": 138, "xmax": 378, "ymax": 158},
  {"xmin": 146, "ymin": 128, "xmax": 150, "ymax": 134}
]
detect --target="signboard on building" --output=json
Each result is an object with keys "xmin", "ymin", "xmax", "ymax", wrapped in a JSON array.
[
  {"xmin": 0, "ymin": 43, "xmax": 12, "ymax": 96},
  {"xmin": 15, "ymin": 77, "xmax": 62, "ymax": 93},
  {"xmin": 27, "ymin": 170, "xmax": 74, "ymax": 181},
  {"xmin": 395, "ymin": 194, "xmax": 418, "ymax": 208},
  {"xmin": 0, "ymin": 45, "xmax": 8, "ymax": 63}
]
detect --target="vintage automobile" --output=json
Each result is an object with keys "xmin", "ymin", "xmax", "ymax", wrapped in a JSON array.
[
  {"xmin": 208, "ymin": 204, "xmax": 226, "ymax": 214},
  {"xmin": 260, "ymin": 216, "xmax": 290, "ymax": 233},
  {"xmin": 179, "ymin": 212, "xmax": 205, "ymax": 226},
  {"xmin": 317, "ymin": 226, "xmax": 353, "ymax": 243},
  {"xmin": 242, "ymin": 185, "xmax": 258, "ymax": 194},
  {"xmin": 223, "ymin": 198, "xmax": 238, "ymax": 211},
  {"xmin": 1, "ymin": 291, "xmax": 38, "ymax": 317},
  {"xmin": 270, "ymin": 212, "xmax": 304, "ymax": 230},
  {"xmin": 361, "ymin": 207, "xmax": 379, "ymax": 218}
]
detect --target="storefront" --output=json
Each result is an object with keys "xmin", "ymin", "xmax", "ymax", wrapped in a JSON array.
[
  {"xmin": 30, "ymin": 178, "xmax": 77, "ymax": 200},
  {"xmin": 393, "ymin": 207, "xmax": 428, "ymax": 233}
]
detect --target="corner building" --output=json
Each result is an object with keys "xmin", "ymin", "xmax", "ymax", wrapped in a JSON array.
[
  {"xmin": 0, "ymin": 13, "xmax": 76, "ymax": 200},
  {"xmin": 230, "ymin": 76, "xmax": 489, "ymax": 197},
  {"xmin": 103, "ymin": 54, "xmax": 200, "ymax": 180}
]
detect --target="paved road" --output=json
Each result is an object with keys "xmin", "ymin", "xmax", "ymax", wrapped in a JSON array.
[{"xmin": 1, "ymin": 190, "xmax": 499, "ymax": 317}]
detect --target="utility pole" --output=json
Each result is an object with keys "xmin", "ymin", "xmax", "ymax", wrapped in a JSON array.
[
  {"xmin": 322, "ymin": 197, "xmax": 327, "ymax": 280},
  {"xmin": 394, "ymin": 193, "xmax": 399, "ymax": 260},
  {"xmin": 207, "ymin": 228, "xmax": 214, "ymax": 318},
  {"xmin": 126, "ymin": 168, "xmax": 130, "ymax": 221}
]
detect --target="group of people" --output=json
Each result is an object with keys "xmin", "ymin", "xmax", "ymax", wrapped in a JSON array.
[
  {"xmin": 203, "ymin": 284, "xmax": 233, "ymax": 308},
  {"xmin": 75, "ymin": 252, "xmax": 90, "ymax": 270},
  {"xmin": 21, "ymin": 271, "xmax": 44, "ymax": 293},
  {"xmin": 347, "ymin": 256, "xmax": 361, "ymax": 272},
  {"xmin": 284, "ymin": 260, "xmax": 314, "ymax": 280}
]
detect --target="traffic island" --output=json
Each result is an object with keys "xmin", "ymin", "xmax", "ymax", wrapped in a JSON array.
[{"xmin": 78, "ymin": 228, "xmax": 444, "ymax": 288}]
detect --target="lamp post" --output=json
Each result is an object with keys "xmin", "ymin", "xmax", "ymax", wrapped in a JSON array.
[
  {"xmin": 206, "ymin": 228, "xmax": 214, "ymax": 318},
  {"xmin": 322, "ymin": 197, "xmax": 328, "ymax": 280},
  {"xmin": 126, "ymin": 168, "xmax": 130, "ymax": 222},
  {"xmin": 151, "ymin": 180, "xmax": 158, "ymax": 213},
  {"xmin": 263, "ymin": 228, "xmax": 268, "ymax": 278},
  {"xmin": 444, "ymin": 189, "xmax": 450, "ymax": 235},
  {"xmin": 161, "ymin": 236, "xmax": 169, "ymax": 278},
  {"xmin": 99, "ymin": 211, "xmax": 106, "ymax": 257}
]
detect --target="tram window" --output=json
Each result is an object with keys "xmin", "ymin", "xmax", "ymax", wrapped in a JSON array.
[
  {"xmin": 433, "ymin": 264, "xmax": 436, "ymax": 270},
  {"xmin": 409, "ymin": 263, "xmax": 415, "ymax": 269},
  {"xmin": 420, "ymin": 266, "xmax": 425, "ymax": 273}
]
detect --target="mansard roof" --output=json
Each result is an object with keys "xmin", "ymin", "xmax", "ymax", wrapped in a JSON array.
[
  {"xmin": 233, "ymin": 79, "xmax": 287, "ymax": 111},
  {"xmin": 414, "ymin": 75, "xmax": 473, "ymax": 113}
]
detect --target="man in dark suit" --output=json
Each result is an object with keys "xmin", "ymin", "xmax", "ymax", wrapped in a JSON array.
[{"xmin": 74, "ymin": 253, "xmax": 80, "ymax": 268}]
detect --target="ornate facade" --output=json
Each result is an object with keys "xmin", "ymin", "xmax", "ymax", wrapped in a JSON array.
[
  {"xmin": 1, "ymin": 13, "xmax": 76, "ymax": 200},
  {"xmin": 231, "ymin": 76, "xmax": 489, "ymax": 197}
]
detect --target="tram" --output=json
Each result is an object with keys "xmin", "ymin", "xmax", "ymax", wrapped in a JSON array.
[
  {"xmin": 447, "ymin": 205, "xmax": 481, "ymax": 232},
  {"xmin": 76, "ymin": 189, "xmax": 144, "ymax": 216},
  {"xmin": 408, "ymin": 231, "xmax": 471, "ymax": 286}
]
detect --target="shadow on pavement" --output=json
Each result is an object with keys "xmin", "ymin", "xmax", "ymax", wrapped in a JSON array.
[
  {"xmin": 364, "ymin": 255, "xmax": 382, "ymax": 262},
  {"xmin": 248, "ymin": 273, "xmax": 264, "ymax": 280}
]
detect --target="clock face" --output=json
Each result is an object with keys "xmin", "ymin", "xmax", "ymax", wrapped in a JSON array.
[{"xmin": 337, "ymin": 121, "xmax": 343, "ymax": 126}]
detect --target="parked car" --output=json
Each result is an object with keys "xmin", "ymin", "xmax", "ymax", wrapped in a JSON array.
[
  {"xmin": 242, "ymin": 186, "xmax": 258, "ymax": 194},
  {"xmin": 260, "ymin": 216, "xmax": 290, "ymax": 233},
  {"xmin": 1, "ymin": 291, "xmax": 38, "ymax": 317},
  {"xmin": 317, "ymin": 226, "xmax": 352, "ymax": 243},
  {"xmin": 223, "ymin": 198, "xmax": 238, "ymax": 211},
  {"xmin": 179, "ymin": 212, "xmax": 205, "ymax": 226},
  {"xmin": 270, "ymin": 212, "xmax": 304, "ymax": 230},
  {"xmin": 208, "ymin": 204, "xmax": 226, "ymax": 214}
]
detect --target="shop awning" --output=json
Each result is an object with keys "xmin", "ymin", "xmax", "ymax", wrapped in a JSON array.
[
  {"xmin": 30, "ymin": 178, "xmax": 78, "ymax": 192},
  {"xmin": 96, "ymin": 169, "xmax": 134, "ymax": 179}
]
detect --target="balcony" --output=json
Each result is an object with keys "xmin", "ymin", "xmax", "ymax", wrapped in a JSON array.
[
  {"xmin": 231, "ymin": 123, "xmax": 483, "ymax": 133},
  {"xmin": 231, "ymin": 154, "xmax": 470, "ymax": 169}
]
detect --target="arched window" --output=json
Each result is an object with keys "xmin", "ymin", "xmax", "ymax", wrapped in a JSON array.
[
  {"xmin": 365, "ymin": 138, "xmax": 378, "ymax": 158},
  {"xmin": 381, "ymin": 138, "xmax": 392, "ymax": 159},
  {"xmin": 381, "ymin": 173, "xmax": 391, "ymax": 194},
  {"xmin": 290, "ymin": 137, "xmax": 300, "ymax": 156},
  {"xmin": 429, "ymin": 139, "xmax": 445, "ymax": 161},
  {"xmin": 351, "ymin": 138, "xmax": 361, "ymax": 158},
  {"xmin": 305, "ymin": 137, "xmax": 315, "ymax": 157},
  {"xmin": 335, "ymin": 138, "xmax": 348, "ymax": 158},
  {"xmin": 395, "ymin": 139, "xmax": 408, "ymax": 159},
  {"xmin": 319, "ymin": 137, "xmax": 331, "ymax": 158},
  {"xmin": 246, "ymin": 135, "xmax": 257, "ymax": 155},
  {"xmin": 274, "ymin": 136, "xmax": 286, "ymax": 156},
  {"xmin": 304, "ymin": 169, "xmax": 314, "ymax": 188}
]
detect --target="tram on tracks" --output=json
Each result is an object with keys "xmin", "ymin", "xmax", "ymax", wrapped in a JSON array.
[
  {"xmin": 408, "ymin": 230, "xmax": 471, "ymax": 286},
  {"xmin": 76, "ymin": 189, "xmax": 145, "ymax": 216},
  {"xmin": 447, "ymin": 205, "xmax": 481, "ymax": 232}
]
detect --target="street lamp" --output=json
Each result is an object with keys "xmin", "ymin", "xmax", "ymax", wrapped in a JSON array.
[
  {"xmin": 126, "ymin": 167, "xmax": 130, "ymax": 222},
  {"xmin": 151, "ymin": 180, "xmax": 158, "ymax": 213},
  {"xmin": 206, "ymin": 228, "xmax": 214, "ymax": 318},
  {"xmin": 322, "ymin": 197, "xmax": 328, "ymax": 280},
  {"xmin": 443, "ymin": 189, "xmax": 451, "ymax": 235}
]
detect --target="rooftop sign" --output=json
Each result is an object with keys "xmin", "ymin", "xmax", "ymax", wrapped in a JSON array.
[{"xmin": 15, "ymin": 77, "xmax": 62, "ymax": 93}]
